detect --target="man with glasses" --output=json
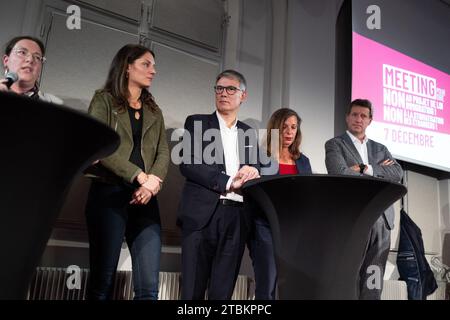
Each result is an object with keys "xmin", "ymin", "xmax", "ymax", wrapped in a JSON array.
[
  {"xmin": 1, "ymin": 36, "xmax": 62, "ymax": 104},
  {"xmin": 178, "ymin": 69, "xmax": 260, "ymax": 299}
]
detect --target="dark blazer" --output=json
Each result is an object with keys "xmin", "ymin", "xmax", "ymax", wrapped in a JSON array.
[
  {"xmin": 293, "ymin": 154, "xmax": 312, "ymax": 174},
  {"xmin": 397, "ymin": 209, "xmax": 437, "ymax": 299},
  {"xmin": 178, "ymin": 112, "xmax": 260, "ymax": 232},
  {"xmin": 260, "ymin": 153, "xmax": 312, "ymax": 176},
  {"xmin": 325, "ymin": 133, "xmax": 403, "ymax": 229}
]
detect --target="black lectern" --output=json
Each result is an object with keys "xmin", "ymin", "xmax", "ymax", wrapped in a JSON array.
[
  {"xmin": 0, "ymin": 93, "xmax": 119, "ymax": 299},
  {"xmin": 242, "ymin": 174, "xmax": 407, "ymax": 299}
]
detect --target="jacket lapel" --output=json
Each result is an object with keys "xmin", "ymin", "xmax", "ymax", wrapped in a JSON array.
[
  {"xmin": 142, "ymin": 105, "xmax": 157, "ymax": 138},
  {"xmin": 236, "ymin": 121, "xmax": 249, "ymax": 167},
  {"xmin": 115, "ymin": 109, "xmax": 133, "ymax": 140},
  {"xmin": 341, "ymin": 133, "xmax": 363, "ymax": 164},
  {"xmin": 208, "ymin": 113, "xmax": 226, "ymax": 172},
  {"xmin": 366, "ymin": 139, "xmax": 375, "ymax": 165}
]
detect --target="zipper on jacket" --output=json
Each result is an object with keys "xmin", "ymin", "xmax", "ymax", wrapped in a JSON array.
[
  {"xmin": 113, "ymin": 111, "xmax": 118, "ymax": 131},
  {"xmin": 140, "ymin": 122, "xmax": 155, "ymax": 173},
  {"xmin": 141, "ymin": 131, "xmax": 147, "ymax": 172}
]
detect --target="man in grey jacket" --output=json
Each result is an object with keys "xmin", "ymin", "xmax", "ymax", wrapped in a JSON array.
[{"xmin": 325, "ymin": 98, "xmax": 403, "ymax": 299}]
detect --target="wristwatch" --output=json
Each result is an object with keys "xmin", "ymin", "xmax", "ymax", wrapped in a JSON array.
[{"xmin": 359, "ymin": 163, "xmax": 366, "ymax": 174}]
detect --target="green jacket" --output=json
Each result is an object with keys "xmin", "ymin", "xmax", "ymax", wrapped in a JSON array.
[{"xmin": 87, "ymin": 90, "xmax": 169, "ymax": 184}]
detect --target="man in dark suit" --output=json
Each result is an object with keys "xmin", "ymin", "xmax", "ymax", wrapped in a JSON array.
[
  {"xmin": 178, "ymin": 70, "xmax": 260, "ymax": 300},
  {"xmin": 325, "ymin": 99, "xmax": 403, "ymax": 299}
]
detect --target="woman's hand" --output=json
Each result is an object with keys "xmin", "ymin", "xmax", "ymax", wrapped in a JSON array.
[
  {"xmin": 130, "ymin": 186, "xmax": 153, "ymax": 205},
  {"xmin": 141, "ymin": 174, "xmax": 163, "ymax": 195},
  {"xmin": 136, "ymin": 172, "xmax": 148, "ymax": 185}
]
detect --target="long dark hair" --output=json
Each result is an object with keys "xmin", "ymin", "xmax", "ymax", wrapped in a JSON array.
[
  {"xmin": 266, "ymin": 108, "xmax": 302, "ymax": 160},
  {"xmin": 104, "ymin": 44, "xmax": 158, "ymax": 113}
]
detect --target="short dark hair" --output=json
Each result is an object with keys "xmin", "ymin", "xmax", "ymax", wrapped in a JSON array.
[
  {"xmin": 348, "ymin": 99, "xmax": 373, "ymax": 118},
  {"xmin": 4, "ymin": 36, "xmax": 46, "ymax": 56},
  {"xmin": 216, "ymin": 69, "xmax": 247, "ymax": 91}
]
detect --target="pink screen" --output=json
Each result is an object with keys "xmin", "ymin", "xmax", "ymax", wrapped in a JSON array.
[{"xmin": 352, "ymin": 32, "xmax": 450, "ymax": 171}]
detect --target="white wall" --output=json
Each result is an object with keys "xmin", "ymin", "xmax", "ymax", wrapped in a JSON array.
[
  {"xmin": 389, "ymin": 173, "xmax": 449, "ymax": 259},
  {"xmin": 439, "ymin": 180, "xmax": 450, "ymax": 263},
  {"xmin": 284, "ymin": 0, "xmax": 343, "ymax": 173},
  {"xmin": 405, "ymin": 172, "xmax": 442, "ymax": 254},
  {"xmin": 0, "ymin": 0, "xmax": 28, "ymax": 51},
  {"xmin": 229, "ymin": 0, "xmax": 272, "ymax": 127},
  {"xmin": 230, "ymin": 0, "xmax": 343, "ymax": 174}
]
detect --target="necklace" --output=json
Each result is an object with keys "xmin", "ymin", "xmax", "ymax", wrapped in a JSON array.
[
  {"xmin": 134, "ymin": 109, "xmax": 141, "ymax": 120},
  {"xmin": 129, "ymin": 100, "xmax": 142, "ymax": 120}
]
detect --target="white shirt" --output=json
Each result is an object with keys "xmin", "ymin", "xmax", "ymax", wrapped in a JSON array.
[
  {"xmin": 217, "ymin": 111, "xmax": 243, "ymax": 202},
  {"xmin": 346, "ymin": 130, "xmax": 374, "ymax": 176},
  {"xmin": 38, "ymin": 91, "xmax": 64, "ymax": 105}
]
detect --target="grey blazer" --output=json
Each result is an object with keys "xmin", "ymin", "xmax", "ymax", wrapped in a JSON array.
[{"xmin": 325, "ymin": 133, "xmax": 403, "ymax": 229}]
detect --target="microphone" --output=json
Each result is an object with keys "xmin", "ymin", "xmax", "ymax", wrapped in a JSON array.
[{"xmin": 3, "ymin": 72, "xmax": 19, "ymax": 89}]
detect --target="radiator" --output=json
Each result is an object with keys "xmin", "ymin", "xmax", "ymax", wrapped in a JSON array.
[
  {"xmin": 159, "ymin": 271, "xmax": 181, "ymax": 300},
  {"xmin": 28, "ymin": 267, "xmax": 181, "ymax": 300},
  {"xmin": 426, "ymin": 281, "xmax": 448, "ymax": 300},
  {"xmin": 28, "ymin": 267, "xmax": 89, "ymax": 300},
  {"xmin": 33, "ymin": 269, "xmax": 438, "ymax": 300},
  {"xmin": 231, "ymin": 275, "xmax": 251, "ymax": 300},
  {"xmin": 381, "ymin": 279, "xmax": 448, "ymax": 300},
  {"xmin": 381, "ymin": 280, "xmax": 408, "ymax": 300},
  {"xmin": 28, "ymin": 267, "xmax": 250, "ymax": 300}
]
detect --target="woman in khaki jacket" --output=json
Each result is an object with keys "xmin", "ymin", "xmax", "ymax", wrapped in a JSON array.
[{"xmin": 85, "ymin": 44, "xmax": 169, "ymax": 300}]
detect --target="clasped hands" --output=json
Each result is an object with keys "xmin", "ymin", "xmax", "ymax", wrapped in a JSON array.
[
  {"xmin": 230, "ymin": 165, "xmax": 260, "ymax": 193},
  {"xmin": 130, "ymin": 172, "xmax": 163, "ymax": 205}
]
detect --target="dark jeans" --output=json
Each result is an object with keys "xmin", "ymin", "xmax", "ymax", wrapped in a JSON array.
[
  {"xmin": 247, "ymin": 217, "xmax": 277, "ymax": 300},
  {"xmin": 85, "ymin": 180, "xmax": 161, "ymax": 300}
]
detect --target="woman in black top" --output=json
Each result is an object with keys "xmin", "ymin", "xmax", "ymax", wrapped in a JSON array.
[{"xmin": 86, "ymin": 44, "xmax": 169, "ymax": 300}]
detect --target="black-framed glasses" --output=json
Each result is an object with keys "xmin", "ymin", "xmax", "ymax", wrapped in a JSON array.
[{"xmin": 214, "ymin": 85, "xmax": 242, "ymax": 95}]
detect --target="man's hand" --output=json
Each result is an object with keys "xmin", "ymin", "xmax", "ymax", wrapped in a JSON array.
[
  {"xmin": 350, "ymin": 164, "xmax": 361, "ymax": 172},
  {"xmin": 380, "ymin": 159, "xmax": 394, "ymax": 166},
  {"xmin": 230, "ymin": 175, "xmax": 246, "ymax": 193},
  {"xmin": 230, "ymin": 166, "xmax": 260, "ymax": 192},
  {"xmin": 130, "ymin": 186, "xmax": 153, "ymax": 205},
  {"xmin": 237, "ymin": 165, "xmax": 260, "ymax": 181}
]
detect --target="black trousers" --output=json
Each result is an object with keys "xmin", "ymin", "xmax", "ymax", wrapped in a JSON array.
[
  {"xmin": 247, "ymin": 217, "xmax": 277, "ymax": 300},
  {"xmin": 181, "ymin": 202, "xmax": 247, "ymax": 300}
]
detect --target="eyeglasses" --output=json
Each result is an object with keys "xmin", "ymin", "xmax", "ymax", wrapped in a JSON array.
[
  {"xmin": 214, "ymin": 85, "xmax": 242, "ymax": 95},
  {"xmin": 12, "ymin": 48, "xmax": 46, "ymax": 64}
]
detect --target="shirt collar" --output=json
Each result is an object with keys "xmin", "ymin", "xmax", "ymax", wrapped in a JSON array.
[
  {"xmin": 346, "ymin": 130, "xmax": 368, "ymax": 144},
  {"xmin": 22, "ymin": 84, "xmax": 40, "ymax": 99},
  {"xmin": 216, "ymin": 111, "xmax": 238, "ymax": 130}
]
